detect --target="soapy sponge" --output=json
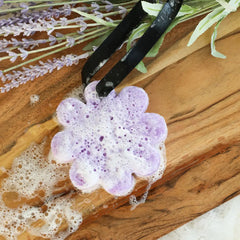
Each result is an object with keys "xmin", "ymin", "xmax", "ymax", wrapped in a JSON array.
[{"xmin": 51, "ymin": 81, "xmax": 167, "ymax": 196}]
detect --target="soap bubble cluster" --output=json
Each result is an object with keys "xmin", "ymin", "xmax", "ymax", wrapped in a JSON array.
[
  {"xmin": 1, "ymin": 142, "xmax": 69, "ymax": 199},
  {"xmin": 0, "ymin": 142, "xmax": 82, "ymax": 239}
]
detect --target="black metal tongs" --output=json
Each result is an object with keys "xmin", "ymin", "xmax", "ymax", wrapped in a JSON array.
[{"xmin": 82, "ymin": 0, "xmax": 183, "ymax": 97}]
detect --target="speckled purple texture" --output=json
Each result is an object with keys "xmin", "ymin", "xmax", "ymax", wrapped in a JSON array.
[{"xmin": 51, "ymin": 81, "xmax": 167, "ymax": 196}]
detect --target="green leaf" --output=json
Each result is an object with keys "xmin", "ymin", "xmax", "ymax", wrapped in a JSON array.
[
  {"xmin": 141, "ymin": 1, "xmax": 198, "ymax": 18},
  {"xmin": 177, "ymin": 4, "xmax": 198, "ymax": 17},
  {"xmin": 187, "ymin": 6, "xmax": 228, "ymax": 46},
  {"xmin": 210, "ymin": 19, "xmax": 226, "ymax": 59},
  {"xmin": 228, "ymin": 0, "xmax": 240, "ymax": 10},
  {"xmin": 135, "ymin": 61, "xmax": 147, "ymax": 73},
  {"xmin": 141, "ymin": 1, "xmax": 163, "ymax": 17},
  {"xmin": 83, "ymin": 30, "xmax": 112, "ymax": 51},
  {"xmin": 215, "ymin": 0, "xmax": 238, "ymax": 12}
]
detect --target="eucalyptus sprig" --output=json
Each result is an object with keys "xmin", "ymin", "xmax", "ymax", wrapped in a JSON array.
[
  {"xmin": 188, "ymin": 0, "xmax": 240, "ymax": 58},
  {"xmin": 136, "ymin": 0, "xmax": 239, "ymax": 72}
]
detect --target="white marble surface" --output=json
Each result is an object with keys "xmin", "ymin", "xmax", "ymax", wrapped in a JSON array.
[{"xmin": 159, "ymin": 195, "xmax": 240, "ymax": 240}]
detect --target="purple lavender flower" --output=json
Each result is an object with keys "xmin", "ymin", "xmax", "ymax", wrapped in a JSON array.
[
  {"xmin": 19, "ymin": 3, "xmax": 29, "ymax": 14},
  {"xmin": 0, "ymin": 38, "xmax": 47, "ymax": 50},
  {"xmin": 91, "ymin": 2, "xmax": 100, "ymax": 11},
  {"xmin": 118, "ymin": 6, "xmax": 127, "ymax": 16},
  {"xmin": 66, "ymin": 36, "xmax": 75, "ymax": 47},
  {"xmin": 19, "ymin": 48, "xmax": 28, "ymax": 60},
  {"xmin": 102, "ymin": 0, "xmax": 113, "ymax": 12},
  {"xmin": 7, "ymin": 50, "xmax": 18, "ymax": 62},
  {"xmin": 93, "ymin": 10, "xmax": 103, "ymax": 19},
  {"xmin": 49, "ymin": 35, "xmax": 57, "ymax": 46},
  {"xmin": 0, "ymin": 7, "xmax": 71, "ymax": 28},
  {"xmin": 51, "ymin": 81, "xmax": 167, "ymax": 196},
  {"xmin": 0, "ymin": 53, "xmax": 89, "ymax": 93}
]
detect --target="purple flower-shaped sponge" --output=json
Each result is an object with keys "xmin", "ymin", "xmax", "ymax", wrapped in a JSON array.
[{"xmin": 51, "ymin": 81, "xmax": 167, "ymax": 196}]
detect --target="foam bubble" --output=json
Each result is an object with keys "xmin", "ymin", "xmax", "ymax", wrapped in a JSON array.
[
  {"xmin": 66, "ymin": 85, "xmax": 84, "ymax": 101},
  {"xmin": 30, "ymin": 94, "xmax": 40, "ymax": 104},
  {"xmin": 129, "ymin": 145, "xmax": 166, "ymax": 210}
]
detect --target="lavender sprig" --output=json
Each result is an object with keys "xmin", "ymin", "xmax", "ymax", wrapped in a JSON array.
[
  {"xmin": 0, "ymin": 1, "xmax": 130, "ymax": 71},
  {"xmin": 0, "ymin": 27, "xmax": 109, "ymax": 63},
  {"xmin": 0, "ymin": 38, "xmax": 48, "ymax": 50},
  {"xmin": 0, "ymin": 0, "xmax": 137, "ymax": 15},
  {"xmin": 0, "ymin": 5, "xmax": 71, "ymax": 28},
  {"xmin": 0, "ymin": 16, "xmax": 91, "ymax": 37},
  {"xmin": 0, "ymin": 53, "xmax": 90, "ymax": 93},
  {"xmin": 1, "ymin": 27, "xmax": 110, "ymax": 80}
]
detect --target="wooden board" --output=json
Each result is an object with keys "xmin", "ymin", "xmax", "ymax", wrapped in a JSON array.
[{"xmin": 0, "ymin": 10, "xmax": 240, "ymax": 240}]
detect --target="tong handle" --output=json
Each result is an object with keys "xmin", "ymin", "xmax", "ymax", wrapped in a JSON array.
[
  {"xmin": 96, "ymin": 0, "xmax": 183, "ymax": 97},
  {"xmin": 81, "ymin": 0, "xmax": 155, "ymax": 85}
]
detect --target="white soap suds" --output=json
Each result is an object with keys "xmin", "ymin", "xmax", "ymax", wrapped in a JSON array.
[
  {"xmin": 66, "ymin": 84, "xmax": 84, "ymax": 100},
  {"xmin": 30, "ymin": 94, "xmax": 40, "ymax": 104},
  {"xmin": 147, "ymin": 145, "xmax": 167, "ymax": 183},
  {"xmin": 1, "ymin": 142, "xmax": 69, "ymax": 199},
  {"xmin": 28, "ymin": 197, "xmax": 82, "ymax": 239},
  {"xmin": 129, "ymin": 183, "xmax": 152, "ymax": 211},
  {"xmin": 0, "ymin": 141, "xmax": 82, "ymax": 240},
  {"xmin": 129, "ymin": 145, "xmax": 166, "ymax": 210}
]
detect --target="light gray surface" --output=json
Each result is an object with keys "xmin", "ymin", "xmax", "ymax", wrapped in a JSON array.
[{"xmin": 159, "ymin": 195, "xmax": 240, "ymax": 240}]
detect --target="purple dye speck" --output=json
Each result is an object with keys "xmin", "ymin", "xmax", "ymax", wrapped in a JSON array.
[{"xmin": 99, "ymin": 136, "xmax": 104, "ymax": 142}]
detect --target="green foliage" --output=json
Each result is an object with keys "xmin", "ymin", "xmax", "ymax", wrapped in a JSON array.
[{"xmin": 210, "ymin": 19, "xmax": 226, "ymax": 59}]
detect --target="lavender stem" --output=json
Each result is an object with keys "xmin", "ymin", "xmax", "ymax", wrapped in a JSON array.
[{"xmin": 2, "ymin": 28, "xmax": 109, "ymax": 74}]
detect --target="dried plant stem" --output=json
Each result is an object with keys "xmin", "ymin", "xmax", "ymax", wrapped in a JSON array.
[
  {"xmin": 2, "ymin": 27, "xmax": 108, "ymax": 74},
  {"xmin": 0, "ymin": 25, "xmax": 112, "ymax": 62},
  {"xmin": 0, "ymin": 0, "xmax": 138, "ymax": 14},
  {"xmin": 53, "ymin": 21, "xmax": 120, "ymax": 30}
]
